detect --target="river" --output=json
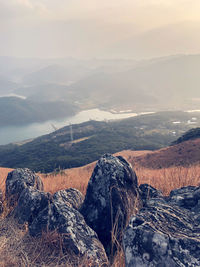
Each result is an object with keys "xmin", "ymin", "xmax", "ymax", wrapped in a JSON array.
[{"xmin": 0, "ymin": 109, "xmax": 152, "ymax": 145}]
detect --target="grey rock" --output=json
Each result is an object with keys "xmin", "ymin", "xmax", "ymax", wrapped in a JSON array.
[
  {"xmin": 29, "ymin": 199, "xmax": 108, "ymax": 266},
  {"xmin": 123, "ymin": 192, "xmax": 200, "ymax": 267},
  {"xmin": 53, "ymin": 188, "xmax": 84, "ymax": 210},
  {"xmin": 14, "ymin": 187, "xmax": 51, "ymax": 224},
  {"xmin": 139, "ymin": 184, "xmax": 163, "ymax": 206},
  {"xmin": 5, "ymin": 168, "xmax": 43, "ymax": 205},
  {"xmin": 80, "ymin": 154, "xmax": 141, "ymax": 256},
  {"xmin": 169, "ymin": 186, "xmax": 200, "ymax": 211}
]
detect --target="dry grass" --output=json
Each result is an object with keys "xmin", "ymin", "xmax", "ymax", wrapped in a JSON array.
[
  {"xmin": 0, "ymin": 152, "xmax": 200, "ymax": 267},
  {"xmin": 132, "ymin": 138, "xmax": 200, "ymax": 169},
  {"xmin": 39, "ymin": 159, "xmax": 200, "ymax": 197},
  {"xmin": 0, "ymin": 217, "xmax": 100, "ymax": 267},
  {"xmin": 40, "ymin": 163, "xmax": 95, "ymax": 195},
  {"xmin": 39, "ymin": 150, "xmax": 151, "ymax": 195},
  {"xmin": 136, "ymin": 165, "xmax": 200, "ymax": 195},
  {"xmin": 0, "ymin": 168, "xmax": 13, "ymax": 196}
]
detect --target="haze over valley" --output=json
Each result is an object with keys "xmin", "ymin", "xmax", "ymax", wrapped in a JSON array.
[
  {"xmin": 0, "ymin": 53, "xmax": 200, "ymax": 144},
  {"xmin": 1, "ymin": 55, "xmax": 200, "ymax": 111},
  {"xmin": 0, "ymin": 0, "xmax": 200, "ymax": 144}
]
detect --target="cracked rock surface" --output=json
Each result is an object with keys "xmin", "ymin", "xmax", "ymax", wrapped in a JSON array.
[
  {"xmin": 139, "ymin": 183, "xmax": 163, "ymax": 206},
  {"xmin": 29, "ymin": 199, "xmax": 108, "ymax": 266},
  {"xmin": 5, "ymin": 167, "xmax": 107, "ymax": 266},
  {"xmin": 5, "ymin": 168, "xmax": 43, "ymax": 205},
  {"xmin": 53, "ymin": 188, "xmax": 84, "ymax": 210},
  {"xmin": 123, "ymin": 185, "xmax": 200, "ymax": 267},
  {"xmin": 80, "ymin": 154, "xmax": 141, "ymax": 256},
  {"xmin": 14, "ymin": 187, "xmax": 51, "ymax": 224}
]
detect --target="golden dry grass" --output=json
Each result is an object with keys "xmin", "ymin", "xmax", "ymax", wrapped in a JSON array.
[
  {"xmin": 0, "ymin": 217, "xmax": 100, "ymax": 267},
  {"xmin": 0, "ymin": 151, "xmax": 200, "ymax": 267},
  {"xmin": 40, "ymin": 164, "xmax": 200, "ymax": 196},
  {"xmin": 40, "ymin": 150, "xmax": 151, "ymax": 195},
  {"xmin": 40, "ymin": 163, "xmax": 95, "ymax": 195},
  {"xmin": 136, "ymin": 165, "xmax": 200, "ymax": 195},
  {"xmin": 0, "ymin": 167, "xmax": 13, "ymax": 196}
]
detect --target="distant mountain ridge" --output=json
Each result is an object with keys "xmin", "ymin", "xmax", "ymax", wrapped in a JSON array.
[
  {"xmin": 1, "ymin": 55, "xmax": 200, "ymax": 127},
  {"xmin": 0, "ymin": 97, "xmax": 77, "ymax": 126},
  {"xmin": 2, "ymin": 54, "xmax": 200, "ymax": 112},
  {"xmin": 172, "ymin": 127, "xmax": 200, "ymax": 145},
  {"xmin": 67, "ymin": 54, "xmax": 200, "ymax": 110}
]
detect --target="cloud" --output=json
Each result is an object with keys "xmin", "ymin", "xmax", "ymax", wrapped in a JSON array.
[
  {"xmin": 0, "ymin": 0, "xmax": 50, "ymax": 21},
  {"xmin": 1, "ymin": 0, "xmax": 200, "ymax": 58}
]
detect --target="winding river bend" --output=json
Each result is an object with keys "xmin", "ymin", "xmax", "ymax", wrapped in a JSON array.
[{"xmin": 0, "ymin": 109, "xmax": 152, "ymax": 145}]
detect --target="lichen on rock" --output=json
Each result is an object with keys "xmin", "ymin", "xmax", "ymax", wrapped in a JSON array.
[{"xmin": 80, "ymin": 154, "xmax": 142, "ymax": 257}]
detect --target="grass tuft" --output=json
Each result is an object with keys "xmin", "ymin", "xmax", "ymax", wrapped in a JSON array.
[{"xmin": 0, "ymin": 158, "xmax": 200, "ymax": 266}]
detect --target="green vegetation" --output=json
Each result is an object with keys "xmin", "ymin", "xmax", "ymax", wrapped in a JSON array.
[
  {"xmin": 172, "ymin": 127, "xmax": 200, "ymax": 145},
  {"xmin": 0, "ymin": 111, "xmax": 199, "ymax": 173},
  {"xmin": 0, "ymin": 97, "xmax": 78, "ymax": 126}
]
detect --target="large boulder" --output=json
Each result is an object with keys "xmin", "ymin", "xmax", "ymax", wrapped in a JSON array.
[
  {"xmin": 5, "ymin": 168, "xmax": 43, "ymax": 205},
  {"xmin": 123, "ymin": 186, "xmax": 200, "ymax": 267},
  {"xmin": 80, "ymin": 154, "xmax": 142, "ymax": 256},
  {"xmin": 29, "ymin": 199, "xmax": 108, "ymax": 266},
  {"xmin": 14, "ymin": 187, "xmax": 51, "ymax": 224},
  {"xmin": 53, "ymin": 188, "xmax": 84, "ymax": 210}
]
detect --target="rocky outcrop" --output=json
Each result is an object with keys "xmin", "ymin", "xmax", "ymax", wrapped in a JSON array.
[
  {"xmin": 80, "ymin": 154, "xmax": 141, "ymax": 257},
  {"xmin": 123, "ymin": 185, "xmax": 200, "ymax": 267},
  {"xmin": 14, "ymin": 187, "xmax": 51, "ymax": 224},
  {"xmin": 53, "ymin": 188, "xmax": 84, "ymax": 210},
  {"xmin": 3, "ymin": 156, "xmax": 200, "ymax": 266},
  {"xmin": 4, "ymin": 166, "xmax": 107, "ymax": 266},
  {"xmin": 5, "ymin": 168, "xmax": 43, "ymax": 205},
  {"xmin": 169, "ymin": 186, "xmax": 200, "ymax": 211},
  {"xmin": 139, "ymin": 183, "xmax": 163, "ymax": 206},
  {"xmin": 29, "ymin": 199, "xmax": 108, "ymax": 266}
]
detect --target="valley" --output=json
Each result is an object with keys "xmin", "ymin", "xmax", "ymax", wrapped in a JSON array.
[
  {"xmin": 0, "ymin": 111, "xmax": 199, "ymax": 172},
  {"xmin": 1, "ymin": 54, "xmax": 200, "ymax": 131}
]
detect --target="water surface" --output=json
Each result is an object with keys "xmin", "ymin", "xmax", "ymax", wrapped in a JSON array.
[{"xmin": 0, "ymin": 109, "xmax": 142, "ymax": 145}]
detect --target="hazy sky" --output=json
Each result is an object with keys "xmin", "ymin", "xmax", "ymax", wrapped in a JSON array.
[{"xmin": 1, "ymin": 0, "xmax": 200, "ymax": 59}]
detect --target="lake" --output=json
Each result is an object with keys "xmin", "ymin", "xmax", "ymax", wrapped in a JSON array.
[{"xmin": 0, "ymin": 109, "xmax": 151, "ymax": 145}]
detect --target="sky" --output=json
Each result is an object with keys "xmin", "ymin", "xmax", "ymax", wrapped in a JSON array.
[{"xmin": 1, "ymin": 0, "xmax": 200, "ymax": 59}]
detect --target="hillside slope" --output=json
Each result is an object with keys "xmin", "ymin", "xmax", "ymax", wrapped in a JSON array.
[
  {"xmin": 134, "ymin": 138, "xmax": 200, "ymax": 169},
  {"xmin": 0, "ymin": 111, "xmax": 199, "ymax": 172},
  {"xmin": 68, "ymin": 55, "xmax": 200, "ymax": 110},
  {"xmin": 172, "ymin": 127, "xmax": 200, "ymax": 145},
  {"xmin": 0, "ymin": 97, "xmax": 77, "ymax": 126}
]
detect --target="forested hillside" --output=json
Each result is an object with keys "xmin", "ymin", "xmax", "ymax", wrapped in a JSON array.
[{"xmin": 0, "ymin": 111, "xmax": 199, "ymax": 172}]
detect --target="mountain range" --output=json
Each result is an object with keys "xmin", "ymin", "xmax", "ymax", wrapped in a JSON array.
[
  {"xmin": 1, "ymin": 54, "xmax": 200, "ymax": 127},
  {"xmin": 0, "ymin": 97, "xmax": 77, "ymax": 126}
]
